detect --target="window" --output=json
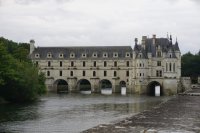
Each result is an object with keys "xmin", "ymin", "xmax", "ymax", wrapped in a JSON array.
[
  {"xmin": 156, "ymin": 70, "xmax": 162, "ymax": 77},
  {"xmin": 70, "ymin": 71, "xmax": 73, "ymax": 76},
  {"xmin": 157, "ymin": 61, "xmax": 161, "ymax": 66},
  {"xmin": 59, "ymin": 71, "xmax": 62, "ymax": 76},
  {"xmin": 126, "ymin": 52, "xmax": 130, "ymax": 57},
  {"xmin": 35, "ymin": 54, "xmax": 40, "ymax": 58},
  {"xmin": 82, "ymin": 53, "xmax": 87, "ymax": 58},
  {"xmin": 114, "ymin": 61, "xmax": 117, "ymax": 67},
  {"xmin": 104, "ymin": 61, "xmax": 107, "ymax": 67},
  {"xmin": 103, "ymin": 52, "xmax": 108, "ymax": 58},
  {"xmin": 47, "ymin": 71, "xmax": 50, "ymax": 76},
  {"xmin": 47, "ymin": 53, "xmax": 52, "ymax": 58},
  {"xmin": 48, "ymin": 61, "xmax": 51, "ymax": 67},
  {"xmin": 71, "ymin": 61, "xmax": 74, "ymax": 67},
  {"xmin": 83, "ymin": 61, "xmax": 86, "ymax": 67},
  {"xmin": 83, "ymin": 71, "xmax": 85, "ymax": 76},
  {"xmin": 170, "ymin": 54, "xmax": 172, "ymax": 58},
  {"xmin": 166, "ymin": 63, "xmax": 168, "ymax": 71},
  {"xmin": 140, "ymin": 73, "xmax": 142, "ymax": 77},
  {"xmin": 70, "ymin": 53, "xmax": 75, "ymax": 58},
  {"xmin": 104, "ymin": 71, "xmax": 107, "ymax": 76},
  {"xmin": 169, "ymin": 63, "xmax": 172, "ymax": 72},
  {"xmin": 173, "ymin": 63, "xmax": 176, "ymax": 72},
  {"xmin": 157, "ymin": 51, "xmax": 161, "ymax": 57},
  {"xmin": 93, "ymin": 52, "xmax": 97, "ymax": 57},
  {"xmin": 93, "ymin": 71, "xmax": 96, "ymax": 77},
  {"xmin": 126, "ymin": 71, "xmax": 129, "ymax": 77},
  {"xmin": 139, "ymin": 63, "xmax": 142, "ymax": 67},
  {"xmin": 114, "ymin": 71, "xmax": 117, "ymax": 77},
  {"xmin": 60, "ymin": 61, "xmax": 62, "ymax": 67},
  {"xmin": 35, "ymin": 61, "xmax": 38, "ymax": 66},
  {"xmin": 59, "ymin": 53, "xmax": 63, "ymax": 58},
  {"xmin": 93, "ymin": 61, "xmax": 96, "ymax": 67},
  {"xmin": 139, "ymin": 54, "xmax": 142, "ymax": 58},
  {"xmin": 126, "ymin": 61, "xmax": 129, "ymax": 67},
  {"xmin": 113, "ymin": 52, "xmax": 118, "ymax": 57}
]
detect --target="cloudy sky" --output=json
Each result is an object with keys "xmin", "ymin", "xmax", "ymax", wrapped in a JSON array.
[{"xmin": 0, "ymin": 0, "xmax": 200, "ymax": 54}]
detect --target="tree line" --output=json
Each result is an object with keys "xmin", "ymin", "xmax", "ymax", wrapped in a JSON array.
[
  {"xmin": 181, "ymin": 51, "xmax": 200, "ymax": 83},
  {"xmin": 0, "ymin": 37, "xmax": 46, "ymax": 103}
]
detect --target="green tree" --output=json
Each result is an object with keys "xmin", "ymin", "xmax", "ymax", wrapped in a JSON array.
[{"xmin": 0, "ymin": 38, "xmax": 46, "ymax": 103}]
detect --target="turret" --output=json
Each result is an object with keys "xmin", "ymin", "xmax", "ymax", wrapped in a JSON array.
[{"xmin": 30, "ymin": 39, "xmax": 35, "ymax": 54}]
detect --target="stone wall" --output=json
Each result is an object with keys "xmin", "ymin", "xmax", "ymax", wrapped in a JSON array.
[{"xmin": 180, "ymin": 77, "xmax": 191, "ymax": 92}]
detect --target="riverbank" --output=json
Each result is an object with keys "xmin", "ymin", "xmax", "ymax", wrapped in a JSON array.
[{"xmin": 83, "ymin": 89, "xmax": 200, "ymax": 133}]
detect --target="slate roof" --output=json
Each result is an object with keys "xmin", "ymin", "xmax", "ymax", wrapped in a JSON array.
[
  {"xmin": 30, "ymin": 46, "xmax": 133, "ymax": 60},
  {"xmin": 134, "ymin": 37, "xmax": 180, "ymax": 58}
]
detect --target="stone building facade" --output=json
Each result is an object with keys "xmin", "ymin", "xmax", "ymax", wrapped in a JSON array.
[{"xmin": 29, "ymin": 35, "xmax": 181, "ymax": 95}]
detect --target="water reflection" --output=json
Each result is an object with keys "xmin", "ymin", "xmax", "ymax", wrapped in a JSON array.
[{"xmin": 0, "ymin": 93, "xmax": 171, "ymax": 133}]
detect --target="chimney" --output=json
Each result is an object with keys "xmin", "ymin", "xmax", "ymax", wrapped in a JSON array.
[
  {"xmin": 135, "ymin": 38, "xmax": 138, "ymax": 45},
  {"xmin": 142, "ymin": 36, "xmax": 147, "ymax": 49},
  {"xmin": 152, "ymin": 34, "xmax": 156, "ymax": 45},
  {"xmin": 30, "ymin": 39, "xmax": 35, "ymax": 54}
]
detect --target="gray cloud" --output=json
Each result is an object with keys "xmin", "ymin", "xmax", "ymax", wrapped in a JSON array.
[{"xmin": 0, "ymin": 0, "xmax": 199, "ymax": 54}]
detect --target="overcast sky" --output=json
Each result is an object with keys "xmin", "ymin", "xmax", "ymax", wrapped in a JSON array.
[{"xmin": 0, "ymin": 0, "xmax": 200, "ymax": 54}]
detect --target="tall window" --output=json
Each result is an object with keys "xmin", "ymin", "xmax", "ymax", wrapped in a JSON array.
[
  {"xmin": 60, "ymin": 61, "xmax": 62, "ymax": 67},
  {"xmin": 169, "ymin": 63, "xmax": 172, "ymax": 72},
  {"xmin": 93, "ymin": 71, "xmax": 96, "ymax": 77},
  {"xmin": 48, "ymin": 61, "xmax": 51, "ymax": 67},
  {"xmin": 157, "ymin": 61, "xmax": 161, "ymax": 66},
  {"xmin": 59, "ymin": 71, "xmax": 62, "ymax": 76},
  {"xmin": 71, "ymin": 61, "xmax": 74, "ymax": 67},
  {"xmin": 35, "ymin": 61, "xmax": 38, "ymax": 67},
  {"xmin": 126, "ymin": 61, "xmax": 129, "ymax": 67},
  {"xmin": 104, "ymin": 61, "xmax": 107, "ymax": 67},
  {"xmin": 83, "ymin": 71, "xmax": 85, "ymax": 76},
  {"xmin": 157, "ymin": 51, "xmax": 161, "ymax": 57},
  {"xmin": 104, "ymin": 71, "xmax": 107, "ymax": 76},
  {"xmin": 114, "ymin": 61, "xmax": 117, "ymax": 67},
  {"xmin": 83, "ymin": 61, "xmax": 86, "ymax": 67},
  {"xmin": 94, "ymin": 61, "xmax": 96, "ymax": 67},
  {"xmin": 156, "ymin": 70, "xmax": 162, "ymax": 77},
  {"xmin": 70, "ymin": 71, "xmax": 73, "ymax": 76},
  {"xmin": 166, "ymin": 63, "xmax": 168, "ymax": 71},
  {"xmin": 126, "ymin": 71, "xmax": 129, "ymax": 77},
  {"xmin": 47, "ymin": 71, "xmax": 50, "ymax": 76},
  {"xmin": 114, "ymin": 71, "xmax": 117, "ymax": 77},
  {"xmin": 173, "ymin": 63, "xmax": 176, "ymax": 72}
]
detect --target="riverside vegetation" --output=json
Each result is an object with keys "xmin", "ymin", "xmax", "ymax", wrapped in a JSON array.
[{"xmin": 0, "ymin": 37, "xmax": 46, "ymax": 103}]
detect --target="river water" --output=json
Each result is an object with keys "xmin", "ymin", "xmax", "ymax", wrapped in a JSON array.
[{"xmin": 0, "ymin": 93, "xmax": 171, "ymax": 133}]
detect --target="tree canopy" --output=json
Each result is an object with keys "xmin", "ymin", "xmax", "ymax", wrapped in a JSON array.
[{"xmin": 0, "ymin": 37, "xmax": 46, "ymax": 103}]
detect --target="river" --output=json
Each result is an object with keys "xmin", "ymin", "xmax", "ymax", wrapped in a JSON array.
[{"xmin": 0, "ymin": 93, "xmax": 171, "ymax": 133}]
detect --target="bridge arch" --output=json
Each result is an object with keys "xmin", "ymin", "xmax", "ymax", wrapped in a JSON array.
[
  {"xmin": 100, "ymin": 79, "xmax": 112, "ymax": 94},
  {"xmin": 120, "ymin": 81, "xmax": 126, "ymax": 87},
  {"xmin": 147, "ymin": 81, "xmax": 163, "ymax": 96},
  {"xmin": 77, "ymin": 79, "xmax": 91, "ymax": 92},
  {"xmin": 54, "ymin": 79, "xmax": 68, "ymax": 93}
]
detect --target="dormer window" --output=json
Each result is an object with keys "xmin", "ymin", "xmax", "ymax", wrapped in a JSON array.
[
  {"xmin": 139, "ymin": 54, "xmax": 142, "ymax": 58},
  {"xmin": 70, "ymin": 52, "xmax": 75, "ymax": 58},
  {"xmin": 170, "ymin": 54, "xmax": 172, "ymax": 58},
  {"xmin": 47, "ymin": 53, "xmax": 52, "ymax": 58},
  {"xmin": 82, "ymin": 53, "xmax": 87, "ymax": 58},
  {"xmin": 113, "ymin": 52, "xmax": 118, "ymax": 58},
  {"xmin": 93, "ymin": 52, "xmax": 97, "ymax": 58},
  {"xmin": 59, "ymin": 53, "xmax": 64, "ymax": 58},
  {"xmin": 35, "ymin": 53, "xmax": 40, "ymax": 58},
  {"xmin": 157, "ymin": 51, "xmax": 161, "ymax": 57},
  {"xmin": 103, "ymin": 52, "xmax": 108, "ymax": 58},
  {"xmin": 126, "ymin": 52, "xmax": 130, "ymax": 57}
]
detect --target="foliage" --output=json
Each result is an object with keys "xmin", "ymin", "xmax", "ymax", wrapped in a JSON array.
[
  {"xmin": 0, "ymin": 37, "xmax": 46, "ymax": 103},
  {"xmin": 181, "ymin": 51, "xmax": 200, "ymax": 83}
]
